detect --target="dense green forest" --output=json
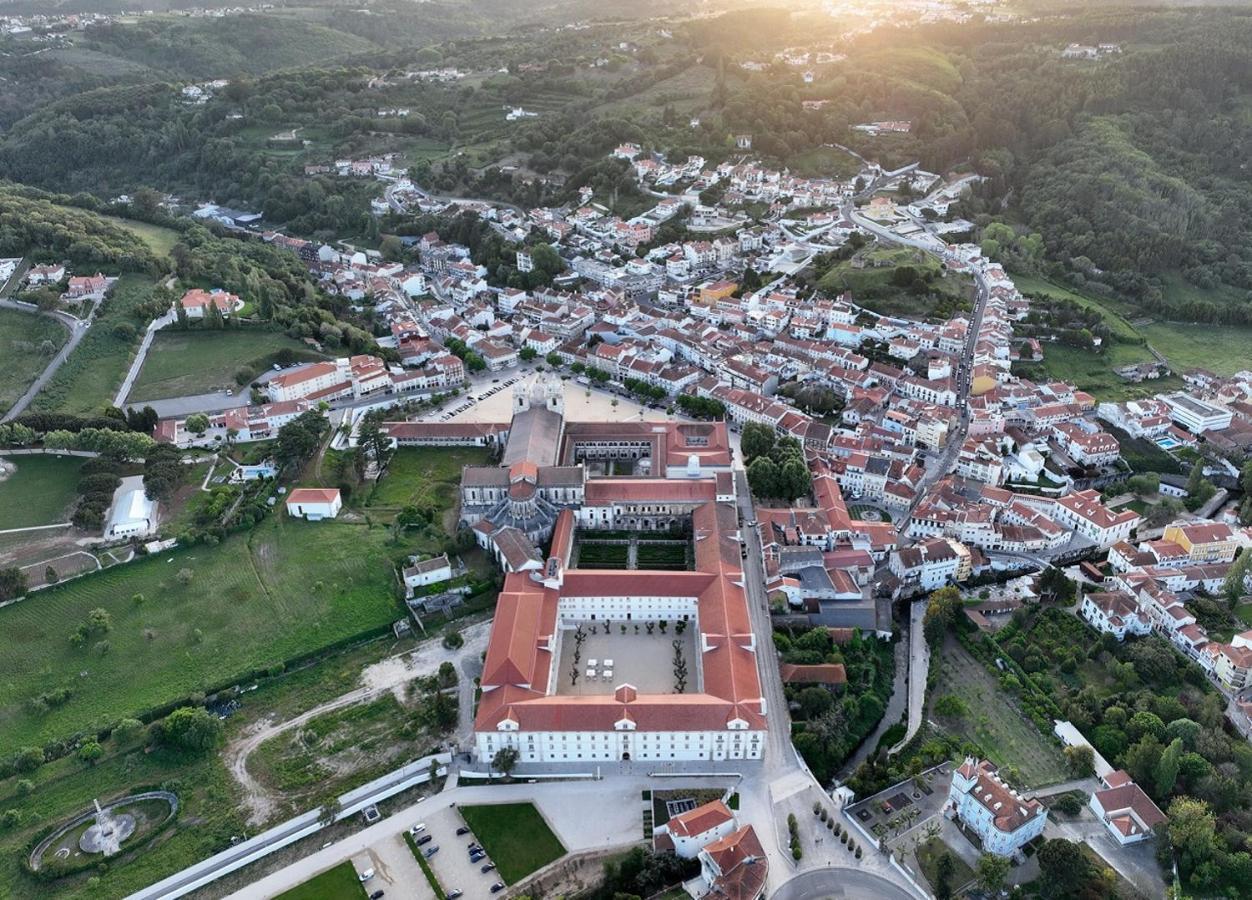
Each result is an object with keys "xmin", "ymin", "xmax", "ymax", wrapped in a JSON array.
[{"xmin": 1, "ymin": 4, "xmax": 1251, "ymax": 322}]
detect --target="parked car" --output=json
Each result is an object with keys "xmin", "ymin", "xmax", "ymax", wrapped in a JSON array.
[
  {"xmin": 481, "ymin": 863, "xmax": 496, "ymax": 873},
  {"xmin": 469, "ymin": 851, "xmax": 486, "ymax": 863},
  {"xmin": 446, "ymin": 891, "xmax": 463, "ymax": 899},
  {"xmin": 416, "ymin": 834, "xmax": 433, "ymax": 846},
  {"xmin": 490, "ymin": 882, "xmax": 506, "ymax": 893},
  {"xmin": 424, "ymin": 846, "xmax": 439, "ymax": 858},
  {"xmin": 409, "ymin": 822, "xmax": 427, "ymax": 835},
  {"xmin": 357, "ymin": 868, "xmax": 375, "ymax": 882},
  {"xmin": 456, "ymin": 825, "xmax": 471, "ymax": 836},
  {"xmin": 467, "ymin": 842, "xmax": 482, "ymax": 852},
  {"xmin": 369, "ymin": 891, "xmax": 384, "ymax": 900}
]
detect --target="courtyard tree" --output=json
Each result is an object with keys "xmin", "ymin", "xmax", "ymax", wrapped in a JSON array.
[
  {"xmin": 1063, "ymin": 743, "xmax": 1094, "ymax": 777},
  {"xmin": 185, "ymin": 413, "xmax": 209, "ymax": 436},
  {"xmin": 976, "ymin": 852, "xmax": 1009, "ymax": 895},
  {"xmin": 672, "ymin": 639, "xmax": 689, "ymax": 693},
  {"xmin": 493, "ymin": 746, "xmax": 519, "ymax": 778},
  {"xmin": 741, "ymin": 422, "xmax": 775, "ymax": 461}
]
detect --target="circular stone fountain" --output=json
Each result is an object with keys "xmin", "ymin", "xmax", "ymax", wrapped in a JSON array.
[{"xmin": 29, "ymin": 792, "xmax": 177, "ymax": 876}]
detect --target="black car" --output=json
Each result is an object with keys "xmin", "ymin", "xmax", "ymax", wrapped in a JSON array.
[
  {"xmin": 446, "ymin": 891, "xmax": 463, "ymax": 900},
  {"xmin": 369, "ymin": 892, "xmax": 384, "ymax": 900},
  {"xmin": 456, "ymin": 825, "xmax": 471, "ymax": 836},
  {"xmin": 467, "ymin": 842, "xmax": 482, "ymax": 852},
  {"xmin": 481, "ymin": 863, "xmax": 496, "ymax": 873},
  {"xmin": 490, "ymin": 882, "xmax": 506, "ymax": 893},
  {"xmin": 469, "ymin": 851, "xmax": 486, "ymax": 863},
  {"xmin": 416, "ymin": 834, "xmax": 433, "ymax": 846}
]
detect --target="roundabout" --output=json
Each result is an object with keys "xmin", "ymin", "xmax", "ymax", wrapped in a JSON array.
[{"xmin": 773, "ymin": 866, "xmax": 922, "ymax": 900}]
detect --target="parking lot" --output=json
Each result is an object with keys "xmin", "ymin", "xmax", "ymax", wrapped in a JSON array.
[{"xmin": 408, "ymin": 804, "xmax": 505, "ymax": 900}]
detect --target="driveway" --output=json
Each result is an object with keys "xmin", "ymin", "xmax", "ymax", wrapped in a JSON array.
[{"xmin": 358, "ymin": 834, "xmax": 435, "ymax": 900}]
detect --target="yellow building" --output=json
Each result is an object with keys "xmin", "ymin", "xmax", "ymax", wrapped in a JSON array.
[{"xmin": 1162, "ymin": 522, "xmax": 1238, "ymax": 564}]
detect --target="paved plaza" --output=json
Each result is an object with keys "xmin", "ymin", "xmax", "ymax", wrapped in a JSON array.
[{"xmin": 554, "ymin": 624, "xmax": 698, "ymax": 696}]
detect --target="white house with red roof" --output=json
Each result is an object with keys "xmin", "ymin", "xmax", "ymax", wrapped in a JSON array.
[
  {"xmin": 696, "ymin": 825, "xmax": 767, "ymax": 900},
  {"xmin": 947, "ymin": 757, "xmax": 1047, "ymax": 856},
  {"xmin": 285, "ymin": 488, "xmax": 342, "ymax": 521},
  {"xmin": 179, "ymin": 288, "xmax": 243, "ymax": 319},
  {"xmin": 653, "ymin": 798, "xmax": 737, "ymax": 858},
  {"xmin": 1089, "ymin": 770, "xmax": 1166, "ymax": 845}
]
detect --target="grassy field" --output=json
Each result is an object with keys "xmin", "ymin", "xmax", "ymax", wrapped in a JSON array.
[
  {"xmin": 786, "ymin": 145, "xmax": 862, "ymax": 179},
  {"xmin": 0, "ymin": 308, "xmax": 68, "ymax": 411},
  {"xmin": 275, "ymin": 862, "xmax": 368, "ymax": 900},
  {"xmin": 368, "ymin": 446, "xmax": 491, "ymax": 514},
  {"xmin": 1139, "ymin": 321, "xmax": 1252, "ymax": 376},
  {"xmin": 31, "ymin": 274, "xmax": 157, "ymax": 415},
  {"xmin": 1026, "ymin": 344, "xmax": 1185, "ymax": 402},
  {"xmin": 129, "ymin": 329, "xmax": 324, "ymax": 401},
  {"xmin": 0, "ymin": 515, "xmax": 412, "ymax": 755},
  {"xmin": 0, "ymin": 454, "xmax": 85, "ymax": 530},
  {"xmin": 458, "ymin": 803, "xmax": 565, "ymax": 884},
  {"xmin": 96, "ymin": 214, "xmax": 180, "ymax": 260},
  {"xmin": 819, "ymin": 246, "xmax": 971, "ymax": 320},
  {"xmin": 928, "ymin": 637, "xmax": 1069, "ymax": 788},
  {"xmin": 250, "ymin": 693, "xmax": 436, "ymax": 819}
]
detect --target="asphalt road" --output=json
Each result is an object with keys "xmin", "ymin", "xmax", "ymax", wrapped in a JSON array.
[{"xmin": 773, "ymin": 867, "xmax": 921, "ymax": 900}]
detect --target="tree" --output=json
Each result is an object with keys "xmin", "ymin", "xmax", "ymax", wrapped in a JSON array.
[
  {"xmin": 740, "ymin": 422, "xmax": 776, "ymax": 461},
  {"xmin": 519, "ymin": 346, "xmax": 537, "ymax": 361},
  {"xmin": 492, "ymin": 746, "xmax": 519, "ymax": 778},
  {"xmin": 1155, "ymin": 737, "xmax": 1184, "ymax": 796},
  {"xmin": 923, "ymin": 587, "xmax": 962, "ymax": 646},
  {"xmin": 1037, "ymin": 838, "xmax": 1089, "ymax": 897},
  {"xmin": 77, "ymin": 741, "xmax": 103, "ymax": 766},
  {"xmin": 933, "ymin": 852, "xmax": 955, "ymax": 900},
  {"xmin": 156, "ymin": 706, "xmax": 223, "ymax": 754},
  {"xmin": 673, "ymin": 639, "xmax": 689, "ymax": 693},
  {"xmin": 1038, "ymin": 566, "xmax": 1076, "ymax": 604},
  {"xmin": 1167, "ymin": 796, "xmax": 1218, "ymax": 870},
  {"xmin": 185, "ymin": 413, "xmax": 210, "ymax": 436},
  {"xmin": 747, "ymin": 456, "xmax": 779, "ymax": 499},
  {"xmin": 0, "ymin": 567, "xmax": 28, "ymax": 601},
  {"xmin": 356, "ymin": 415, "xmax": 395, "ymax": 479},
  {"xmin": 1064, "ymin": 743, "xmax": 1094, "ymax": 777},
  {"xmin": 976, "ymin": 852, "xmax": 1009, "ymax": 896}
]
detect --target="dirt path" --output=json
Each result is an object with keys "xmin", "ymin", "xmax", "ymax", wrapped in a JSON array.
[{"xmin": 225, "ymin": 620, "xmax": 492, "ymax": 826}]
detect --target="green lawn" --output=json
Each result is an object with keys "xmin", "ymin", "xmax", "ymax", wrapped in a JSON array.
[
  {"xmin": 97, "ymin": 214, "xmax": 181, "ymax": 260},
  {"xmin": 0, "ymin": 308, "xmax": 68, "ymax": 411},
  {"xmin": 574, "ymin": 541, "xmax": 630, "ymax": 569},
  {"xmin": 275, "ymin": 862, "xmax": 368, "ymax": 900},
  {"xmin": 31, "ymin": 274, "xmax": 157, "ymax": 415},
  {"xmin": 1140, "ymin": 321, "xmax": 1252, "ymax": 377},
  {"xmin": 915, "ymin": 837, "xmax": 976, "ymax": 894},
  {"xmin": 130, "ymin": 329, "xmax": 325, "ymax": 401},
  {"xmin": 786, "ymin": 145, "xmax": 862, "ymax": 179},
  {"xmin": 368, "ymin": 446, "xmax": 491, "ymax": 512},
  {"xmin": 458, "ymin": 803, "xmax": 566, "ymax": 884},
  {"xmin": 928, "ymin": 637, "xmax": 1069, "ymax": 787},
  {"xmin": 0, "ymin": 454, "xmax": 85, "ymax": 529},
  {"xmin": 0, "ymin": 515, "xmax": 412, "ymax": 755},
  {"xmin": 1236, "ymin": 603, "xmax": 1252, "ymax": 627},
  {"xmin": 1023, "ymin": 344, "xmax": 1184, "ymax": 403}
]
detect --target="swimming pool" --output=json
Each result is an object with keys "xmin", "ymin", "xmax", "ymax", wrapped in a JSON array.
[{"xmin": 1156, "ymin": 437, "xmax": 1180, "ymax": 449}]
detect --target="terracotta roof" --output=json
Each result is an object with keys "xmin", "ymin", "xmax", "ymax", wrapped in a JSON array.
[
  {"xmin": 668, "ymin": 799, "xmax": 734, "ymax": 838},
  {"xmin": 779, "ymin": 663, "xmax": 847, "ymax": 685},
  {"xmin": 702, "ymin": 825, "xmax": 767, "ymax": 900},
  {"xmin": 287, "ymin": 488, "xmax": 340, "ymax": 504}
]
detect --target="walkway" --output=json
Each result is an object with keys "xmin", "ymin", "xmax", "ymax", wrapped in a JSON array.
[
  {"xmin": 889, "ymin": 599, "xmax": 930, "ymax": 754},
  {"xmin": 112, "ymin": 310, "xmax": 175, "ymax": 408}
]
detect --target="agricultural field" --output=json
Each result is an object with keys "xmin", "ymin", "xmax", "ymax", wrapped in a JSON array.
[
  {"xmin": 30, "ymin": 274, "xmax": 157, "ymax": 415},
  {"xmin": 0, "ymin": 308, "xmax": 67, "ymax": 411},
  {"xmin": 129, "ymin": 328, "xmax": 324, "ymax": 402},
  {"xmin": 458, "ymin": 803, "xmax": 566, "ymax": 884},
  {"xmin": 1027, "ymin": 344, "xmax": 1185, "ymax": 403},
  {"xmin": 1139, "ymin": 321, "xmax": 1252, "ymax": 377},
  {"xmin": 0, "ymin": 515, "xmax": 412, "ymax": 755},
  {"xmin": 274, "ymin": 863, "xmax": 368, "ymax": 900},
  {"xmin": 0, "ymin": 454, "xmax": 85, "ymax": 530},
  {"xmin": 927, "ymin": 636, "xmax": 1069, "ymax": 788}
]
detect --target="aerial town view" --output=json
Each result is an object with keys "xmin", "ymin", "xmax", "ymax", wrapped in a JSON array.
[{"xmin": 2, "ymin": 0, "xmax": 1252, "ymax": 898}]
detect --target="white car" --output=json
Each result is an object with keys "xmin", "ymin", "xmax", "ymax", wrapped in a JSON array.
[
  {"xmin": 358, "ymin": 868, "xmax": 375, "ymax": 882},
  {"xmin": 409, "ymin": 822, "xmax": 427, "ymax": 835}
]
